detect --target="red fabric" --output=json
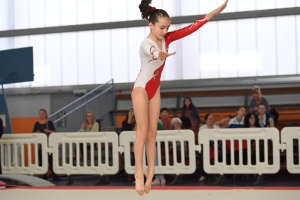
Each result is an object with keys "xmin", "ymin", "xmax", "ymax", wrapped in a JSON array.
[
  {"xmin": 150, "ymin": 7, "xmax": 156, "ymax": 12},
  {"xmin": 160, "ymin": 117, "xmax": 171, "ymax": 130}
]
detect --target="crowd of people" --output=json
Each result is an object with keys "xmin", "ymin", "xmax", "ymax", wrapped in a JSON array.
[
  {"xmin": 27, "ymin": 85, "xmax": 288, "ymax": 184},
  {"xmin": 119, "ymin": 86, "xmax": 280, "ymax": 185}
]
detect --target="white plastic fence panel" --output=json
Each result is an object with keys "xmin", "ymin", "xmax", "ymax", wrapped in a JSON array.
[
  {"xmin": 119, "ymin": 130, "xmax": 199, "ymax": 175},
  {"xmin": 48, "ymin": 132, "xmax": 120, "ymax": 176},
  {"xmin": 0, "ymin": 134, "xmax": 48, "ymax": 175},
  {"xmin": 198, "ymin": 128, "xmax": 280, "ymax": 175},
  {"xmin": 281, "ymin": 127, "xmax": 300, "ymax": 174}
]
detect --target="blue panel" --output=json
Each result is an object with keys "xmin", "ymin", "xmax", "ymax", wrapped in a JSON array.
[{"xmin": 0, "ymin": 47, "xmax": 34, "ymax": 85}]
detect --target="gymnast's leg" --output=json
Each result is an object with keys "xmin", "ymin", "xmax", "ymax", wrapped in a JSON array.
[
  {"xmin": 144, "ymin": 87, "xmax": 161, "ymax": 194},
  {"xmin": 131, "ymin": 87, "xmax": 149, "ymax": 196}
]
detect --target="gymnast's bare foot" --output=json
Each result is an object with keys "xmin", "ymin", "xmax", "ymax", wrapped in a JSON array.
[
  {"xmin": 135, "ymin": 173, "xmax": 145, "ymax": 196},
  {"xmin": 144, "ymin": 169, "xmax": 154, "ymax": 194}
]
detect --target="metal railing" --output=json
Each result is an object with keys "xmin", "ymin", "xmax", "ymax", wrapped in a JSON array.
[{"xmin": 48, "ymin": 79, "xmax": 115, "ymax": 132}]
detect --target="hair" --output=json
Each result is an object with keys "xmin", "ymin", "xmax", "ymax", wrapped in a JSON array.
[
  {"xmin": 243, "ymin": 113, "xmax": 260, "ymax": 128},
  {"xmin": 170, "ymin": 118, "xmax": 182, "ymax": 129},
  {"xmin": 125, "ymin": 108, "xmax": 134, "ymax": 121},
  {"xmin": 39, "ymin": 109, "xmax": 48, "ymax": 119},
  {"xmin": 85, "ymin": 111, "xmax": 95, "ymax": 125},
  {"xmin": 139, "ymin": 0, "xmax": 169, "ymax": 24},
  {"xmin": 251, "ymin": 86, "xmax": 261, "ymax": 95},
  {"xmin": 204, "ymin": 114, "xmax": 212, "ymax": 121},
  {"xmin": 258, "ymin": 103, "xmax": 265, "ymax": 108},
  {"xmin": 237, "ymin": 107, "xmax": 245, "ymax": 111},
  {"xmin": 160, "ymin": 107, "xmax": 168, "ymax": 113},
  {"xmin": 182, "ymin": 97, "xmax": 197, "ymax": 110}
]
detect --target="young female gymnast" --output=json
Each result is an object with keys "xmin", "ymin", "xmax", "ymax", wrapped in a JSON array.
[{"xmin": 131, "ymin": 0, "xmax": 229, "ymax": 196}]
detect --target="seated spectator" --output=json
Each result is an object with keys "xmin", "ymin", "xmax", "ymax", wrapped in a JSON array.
[
  {"xmin": 160, "ymin": 107, "xmax": 171, "ymax": 130},
  {"xmin": 242, "ymin": 113, "xmax": 260, "ymax": 128},
  {"xmin": 81, "ymin": 111, "xmax": 99, "ymax": 132},
  {"xmin": 121, "ymin": 108, "xmax": 135, "ymax": 131},
  {"xmin": 198, "ymin": 114, "xmax": 219, "ymax": 182},
  {"xmin": 33, "ymin": 109, "xmax": 59, "ymax": 181},
  {"xmin": 157, "ymin": 119, "xmax": 164, "ymax": 130},
  {"xmin": 250, "ymin": 86, "xmax": 270, "ymax": 114},
  {"xmin": 80, "ymin": 112, "xmax": 99, "ymax": 159},
  {"xmin": 257, "ymin": 104, "xmax": 274, "ymax": 127},
  {"xmin": 181, "ymin": 97, "xmax": 201, "ymax": 132},
  {"xmin": 228, "ymin": 107, "xmax": 245, "ymax": 128},
  {"xmin": 171, "ymin": 118, "xmax": 182, "ymax": 130},
  {"xmin": 200, "ymin": 114, "xmax": 220, "ymax": 130}
]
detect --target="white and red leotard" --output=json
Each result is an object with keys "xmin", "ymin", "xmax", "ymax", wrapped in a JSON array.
[{"xmin": 131, "ymin": 16, "xmax": 208, "ymax": 100}]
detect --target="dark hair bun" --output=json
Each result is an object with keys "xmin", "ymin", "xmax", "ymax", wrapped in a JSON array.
[{"xmin": 139, "ymin": 0, "xmax": 152, "ymax": 19}]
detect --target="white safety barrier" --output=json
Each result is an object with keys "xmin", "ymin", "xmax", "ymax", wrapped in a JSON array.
[
  {"xmin": 198, "ymin": 128, "xmax": 281, "ymax": 175},
  {"xmin": 281, "ymin": 127, "xmax": 300, "ymax": 173},
  {"xmin": 119, "ymin": 130, "xmax": 199, "ymax": 175},
  {"xmin": 48, "ymin": 132, "xmax": 121, "ymax": 176},
  {"xmin": 0, "ymin": 134, "xmax": 48, "ymax": 175}
]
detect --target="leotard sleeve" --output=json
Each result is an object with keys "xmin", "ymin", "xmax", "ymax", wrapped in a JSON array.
[{"xmin": 165, "ymin": 16, "xmax": 208, "ymax": 44}]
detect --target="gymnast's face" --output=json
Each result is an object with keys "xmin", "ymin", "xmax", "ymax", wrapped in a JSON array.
[{"xmin": 149, "ymin": 17, "xmax": 171, "ymax": 40}]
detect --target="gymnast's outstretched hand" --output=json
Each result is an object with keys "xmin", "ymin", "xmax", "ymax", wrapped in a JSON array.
[
  {"xmin": 205, "ymin": 0, "xmax": 229, "ymax": 21},
  {"xmin": 158, "ymin": 51, "xmax": 176, "ymax": 61}
]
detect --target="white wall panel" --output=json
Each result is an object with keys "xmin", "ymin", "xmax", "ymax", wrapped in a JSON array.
[
  {"xmin": 94, "ymin": 0, "xmax": 110, "ymax": 23},
  {"xmin": 237, "ymin": 0, "xmax": 256, "ymax": 12},
  {"xmin": 256, "ymin": 0, "xmax": 276, "ymax": 10},
  {"xmin": 45, "ymin": 0, "xmax": 61, "ymax": 27},
  {"xmin": 180, "ymin": 23, "xmax": 201, "ymax": 80},
  {"xmin": 29, "ymin": 35, "xmax": 46, "ymax": 87},
  {"xmin": 163, "ymin": 24, "xmax": 183, "ymax": 81},
  {"xmin": 78, "ymin": 31, "xmax": 95, "ymax": 85},
  {"xmin": 161, "ymin": 0, "xmax": 181, "ymax": 17},
  {"xmin": 61, "ymin": 0, "xmax": 77, "ymax": 26},
  {"xmin": 111, "ymin": 29, "xmax": 129, "ymax": 83},
  {"xmin": 297, "ymin": 0, "xmax": 300, "ymax": 6},
  {"xmin": 218, "ymin": 20, "xmax": 238, "ymax": 78},
  {"xmin": 13, "ymin": 0, "xmax": 29, "ymax": 29},
  {"xmin": 276, "ymin": 0, "xmax": 296, "ymax": 8},
  {"xmin": 276, "ymin": 16, "xmax": 297, "ymax": 75},
  {"xmin": 29, "ymin": 0, "xmax": 44, "ymax": 28},
  {"xmin": 0, "ymin": 0, "xmax": 9, "ymax": 31},
  {"xmin": 0, "ymin": 38, "xmax": 13, "ymax": 51},
  {"xmin": 256, "ymin": 17, "xmax": 277, "ymax": 76},
  {"xmin": 180, "ymin": 0, "xmax": 199, "ymax": 16},
  {"xmin": 45, "ymin": 34, "xmax": 61, "ymax": 86},
  {"xmin": 1, "ymin": 15, "xmax": 299, "ymax": 87},
  {"xmin": 199, "ymin": 0, "xmax": 218, "ymax": 14},
  {"xmin": 199, "ymin": 22, "xmax": 219, "ymax": 79},
  {"xmin": 128, "ymin": 0, "xmax": 143, "ymax": 21},
  {"xmin": 94, "ymin": 30, "xmax": 112, "ymax": 83},
  {"xmin": 237, "ymin": 19, "xmax": 257, "ymax": 77},
  {"xmin": 77, "ymin": 0, "xmax": 94, "ymax": 25},
  {"xmin": 61, "ymin": 32, "xmax": 78, "ymax": 86},
  {"xmin": 110, "ymin": 0, "xmax": 127, "ymax": 22},
  {"xmin": 128, "ymin": 27, "xmax": 146, "ymax": 82}
]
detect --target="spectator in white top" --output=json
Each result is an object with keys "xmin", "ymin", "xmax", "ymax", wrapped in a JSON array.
[
  {"xmin": 228, "ymin": 107, "xmax": 245, "ymax": 128},
  {"xmin": 198, "ymin": 114, "xmax": 219, "ymax": 182},
  {"xmin": 200, "ymin": 114, "xmax": 220, "ymax": 130}
]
